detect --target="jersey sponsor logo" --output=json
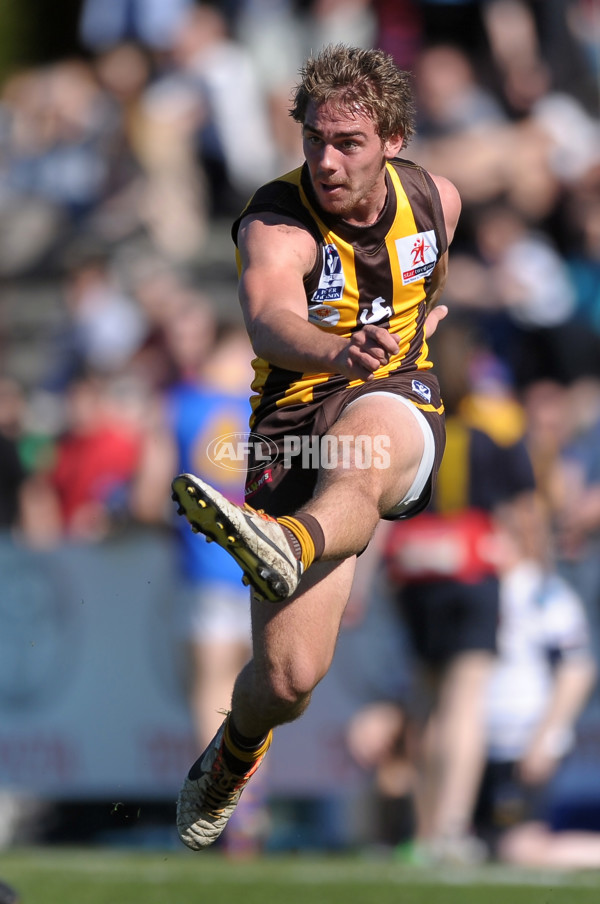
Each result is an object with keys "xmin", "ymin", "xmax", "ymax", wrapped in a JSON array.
[
  {"xmin": 245, "ymin": 468, "xmax": 273, "ymax": 498},
  {"xmin": 412, "ymin": 379, "xmax": 431, "ymax": 403},
  {"xmin": 360, "ymin": 296, "xmax": 393, "ymax": 325},
  {"xmin": 308, "ymin": 303, "xmax": 341, "ymax": 326},
  {"xmin": 311, "ymin": 243, "xmax": 345, "ymax": 302},
  {"xmin": 395, "ymin": 230, "xmax": 438, "ymax": 285}
]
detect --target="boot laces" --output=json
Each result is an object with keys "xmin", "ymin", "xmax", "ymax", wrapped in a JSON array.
[{"xmin": 203, "ymin": 749, "xmax": 248, "ymax": 815}]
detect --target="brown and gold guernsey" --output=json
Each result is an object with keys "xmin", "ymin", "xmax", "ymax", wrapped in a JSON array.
[{"xmin": 231, "ymin": 158, "xmax": 448, "ymax": 429}]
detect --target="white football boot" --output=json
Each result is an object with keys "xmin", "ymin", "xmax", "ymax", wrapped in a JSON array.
[
  {"xmin": 177, "ymin": 717, "xmax": 272, "ymax": 850},
  {"xmin": 171, "ymin": 472, "xmax": 303, "ymax": 602}
]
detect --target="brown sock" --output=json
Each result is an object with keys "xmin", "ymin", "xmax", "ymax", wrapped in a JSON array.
[{"xmin": 277, "ymin": 513, "xmax": 325, "ymax": 571}]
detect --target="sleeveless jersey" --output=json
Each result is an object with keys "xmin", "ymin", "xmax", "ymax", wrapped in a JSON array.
[{"xmin": 232, "ymin": 158, "xmax": 448, "ymax": 428}]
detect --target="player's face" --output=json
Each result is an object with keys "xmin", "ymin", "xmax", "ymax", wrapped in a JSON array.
[{"xmin": 302, "ymin": 100, "xmax": 403, "ymax": 226}]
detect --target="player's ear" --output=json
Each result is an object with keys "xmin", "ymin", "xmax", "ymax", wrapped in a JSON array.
[{"xmin": 384, "ymin": 133, "xmax": 403, "ymax": 159}]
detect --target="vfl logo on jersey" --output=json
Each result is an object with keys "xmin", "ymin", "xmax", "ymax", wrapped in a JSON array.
[
  {"xmin": 311, "ymin": 244, "xmax": 345, "ymax": 302},
  {"xmin": 395, "ymin": 230, "xmax": 438, "ymax": 285},
  {"xmin": 412, "ymin": 379, "xmax": 431, "ymax": 403},
  {"xmin": 308, "ymin": 303, "xmax": 341, "ymax": 326},
  {"xmin": 360, "ymin": 296, "xmax": 393, "ymax": 325}
]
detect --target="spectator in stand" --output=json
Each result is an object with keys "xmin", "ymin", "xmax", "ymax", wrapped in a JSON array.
[
  {"xmin": 0, "ymin": 377, "xmax": 28, "ymax": 536},
  {"xmin": 0, "ymin": 59, "xmax": 138, "ymax": 276},
  {"xmin": 79, "ymin": 0, "xmax": 194, "ymax": 57},
  {"xmin": 346, "ymin": 514, "xmax": 600, "ymax": 869},
  {"xmin": 564, "ymin": 184, "xmax": 600, "ymax": 352},
  {"xmin": 167, "ymin": 3, "xmax": 277, "ymax": 216},
  {"xmin": 545, "ymin": 378, "xmax": 600, "ymax": 672},
  {"xmin": 371, "ymin": 0, "xmax": 424, "ymax": 70},
  {"xmin": 413, "ymin": 42, "xmax": 507, "ymax": 140},
  {"xmin": 566, "ymin": 0, "xmax": 600, "ymax": 104},
  {"xmin": 448, "ymin": 202, "xmax": 598, "ymax": 388},
  {"xmin": 229, "ymin": 0, "xmax": 305, "ymax": 174},
  {"xmin": 86, "ymin": 41, "xmax": 158, "ymax": 247},
  {"xmin": 20, "ymin": 370, "xmax": 148, "ymax": 546},
  {"xmin": 132, "ymin": 71, "xmax": 209, "ymax": 261},
  {"xmin": 125, "ymin": 256, "xmax": 215, "ymax": 393},
  {"xmin": 473, "ymin": 530, "xmax": 599, "ymax": 869},
  {"xmin": 521, "ymin": 376, "xmax": 600, "ymax": 668},
  {"xmin": 41, "ymin": 242, "xmax": 148, "ymax": 395},
  {"xmin": 411, "ymin": 3, "xmax": 600, "ymax": 243},
  {"xmin": 409, "ymin": 41, "xmax": 513, "ymax": 211},
  {"xmin": 481, "ymin": 0, "xmax": 552, "ymax": 118},
  {"xmin": 520, "ymin": 379, "xmax": 572, "ymax": 519},
  {"xmin": 304, "ymin": 0, "xmax": 377, "ymax": 56},
  {"xmin": 419, "ymin": 0, "xmax": 492, "ymax": 61},
  {"xmin": 378, "ymin": 319, "xmax": 539, "ymax": 864},
  {"xmin": 91, "ymin": 38, "xmax": 212, "ymax": 260}
]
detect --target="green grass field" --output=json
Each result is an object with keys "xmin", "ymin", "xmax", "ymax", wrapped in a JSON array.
[{"xmin": 1, "ymin": 848, "xmax": 599, "ymax": 904}]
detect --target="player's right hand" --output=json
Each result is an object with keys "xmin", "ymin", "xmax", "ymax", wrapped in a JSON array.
[{"xmin": 334, "ymin": 324, "xmax": 401, "ymax": 381}]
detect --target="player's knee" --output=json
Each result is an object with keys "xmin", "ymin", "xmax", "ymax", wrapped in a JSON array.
[{"xmin": 267, "ymin": 658, "xmax": 322, "ymax": 709}]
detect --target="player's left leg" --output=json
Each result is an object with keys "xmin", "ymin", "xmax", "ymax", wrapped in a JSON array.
[{"xmin": 177, "ymin": 556, "xmax": 356, "ymax": 849}]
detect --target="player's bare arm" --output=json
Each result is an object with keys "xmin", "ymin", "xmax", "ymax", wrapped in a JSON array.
[
  {"xmin": 238, "ymin": 214, "xmax": 399, "ymax": 381},
  {"xmin": 423, "ymin": 173, "xmax": 462, "ymax": 333},
  {"xmin": 432, "ymin": 173, "xmax": 462, "ymax": 244}
]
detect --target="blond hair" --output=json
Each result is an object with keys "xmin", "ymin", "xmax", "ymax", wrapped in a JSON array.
[{"xmin": 290, "ymin": 44, "xmax": 415, "ymax": 148}]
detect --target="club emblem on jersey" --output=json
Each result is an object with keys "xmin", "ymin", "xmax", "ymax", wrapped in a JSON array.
[
  {"xmin": 395, "ymin": 231, "xmax": 438, "ymax": 285},
  {"xmin": 312, "ymin": 243, "xmax": 345, "ymax": 302},
  {"xmin": 360, "ymin": 296, "xmax": 393, "ymax": 325},
  {"xmin": 308, "ymin": 303, "xmax": 341, "ymax": 326},
  {"xmin": 412, "ymin": 379, "xmax": 431, "ymax": 403}
]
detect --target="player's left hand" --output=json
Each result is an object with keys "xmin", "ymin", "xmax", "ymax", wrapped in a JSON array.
[{"xmin": 424, "ymin": 304, "xmax": 448, "ymax": 338}]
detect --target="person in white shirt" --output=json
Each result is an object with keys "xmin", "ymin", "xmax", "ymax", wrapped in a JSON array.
[{"xmin": 476, "ymin": 550, "xmax": 600, "ymax": 868}]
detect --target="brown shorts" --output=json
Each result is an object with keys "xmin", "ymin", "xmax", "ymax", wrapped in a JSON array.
[{"xmin": 244, "ymin": 370, "xmax": 445, "ymax": 519}]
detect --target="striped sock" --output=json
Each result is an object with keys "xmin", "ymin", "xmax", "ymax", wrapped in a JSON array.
[
  {"xmin": 277, "ymin": 513, "xmax": 325, "ymax": 571},
  {"xmin": 223, "ymin": 718, "xmax": 272, "ymax": 775}
]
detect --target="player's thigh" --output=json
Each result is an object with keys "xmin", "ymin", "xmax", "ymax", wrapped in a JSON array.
[
  {"xmin": 323, "ymin": 393, "xmax": 425, "ymax": 507},
  {"xmin": 250, "ymin": 557, "xmax": 356, "ymax": 687}
]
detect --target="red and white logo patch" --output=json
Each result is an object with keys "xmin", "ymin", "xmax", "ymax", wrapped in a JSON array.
[{"xmin": 395, "ymin": 230, "xmax": 438, "ymax": 285}]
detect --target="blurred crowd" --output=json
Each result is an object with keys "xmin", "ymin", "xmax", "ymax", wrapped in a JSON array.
[{"xmin": 1, "ymin": 0, "xmax": 600, "ymax": 866}]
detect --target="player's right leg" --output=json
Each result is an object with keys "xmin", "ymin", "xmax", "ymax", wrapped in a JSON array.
[{"xmin": 172, "ymin": 473, "xmax": 306, "ymax": 602}]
